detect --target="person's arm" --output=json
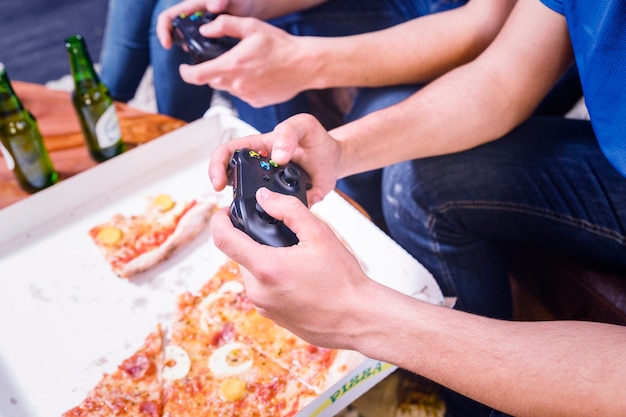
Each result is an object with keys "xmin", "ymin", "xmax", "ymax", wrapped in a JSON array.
[
  {"xmin": 331, "ymin": 0, "xmax": 574, "ymax": 178},
  {"xmin": 355, "ymin": 274, "xmax": 626, "ymax": 417},
  {"xmin": 175, "ymin": 0, "xmax": 517, "ymax": 107},
  {"xmin": 300, "ymin": 0, "xmax": 517, "ymax": 88},
  {"xmin": 208, "ymin": 0, "xmax": 573, "ymax": 203},
  {"xmin": 210, "ymin": 188, "xmax": 626, "ymax": 417}
]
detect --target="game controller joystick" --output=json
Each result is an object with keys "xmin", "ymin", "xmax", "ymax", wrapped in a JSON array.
[
  {"xmin": 171, "ymin": 11, "xmax": 239, "ymax": 63},
  {"xmin": 228, "ymin": 149, "xmax": 312, "ymax": 247}
]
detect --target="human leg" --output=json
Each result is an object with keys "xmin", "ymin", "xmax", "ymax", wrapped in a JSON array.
[
  {"xmin": 382, "ymin": 116, "xmax": 626, "ymax": 416},
  {"xmin": 149, "ymin": 0, "xmax": 214, "ymax": 122},
  {"xmin": 99, "ymin": 0, "xmax": 156, "ymax": 102},
  {"xmin": 383, "ymin": 116, "xmax": 626, "ymax": 317}
]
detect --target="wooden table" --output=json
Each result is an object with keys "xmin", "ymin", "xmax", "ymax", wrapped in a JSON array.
[{"xmin": 0, "ymin": 82, "xmax": 187, "ymax": 209}]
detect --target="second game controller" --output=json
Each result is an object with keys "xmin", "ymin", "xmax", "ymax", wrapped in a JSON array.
[
  {"xmin": 228, "ymin": 149, "xmax": 312, "ymax": 247},
  {"xmin": 171, "ymin": 11, "xmax": 239, "ymax": 63}
]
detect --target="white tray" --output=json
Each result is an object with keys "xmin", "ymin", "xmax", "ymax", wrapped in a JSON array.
[{"xmin": 0, "ymin": 107, "xmax": 443, "ymax": 417}]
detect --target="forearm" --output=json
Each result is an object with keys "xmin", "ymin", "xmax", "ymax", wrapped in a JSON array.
[
  {"xmin": 301, "ymin": 0, "xmax": 516, "ymax": 90},
  {"xmin": 330, "ymin": 63, "xmax": 527, "ymax": 177},
  {"xmin": 248, "ymin": 0, "xmax": 329, "ymax": 20},
  {"xmin": 346, "ymin": 281, "xmax": 626, "ymax": 417},
  {"xmin": 329, "ymin": 0, "xmax": 573, "ymax": 178}
]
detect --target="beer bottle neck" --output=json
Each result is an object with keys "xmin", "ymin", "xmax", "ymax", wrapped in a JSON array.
[
  {"xmin": 65, "ymin": 35, "xmax": 100, "ymax": 88},
  {"xmin": 0, "ymin": 63, "xmax": 26, "ymax": 118}
]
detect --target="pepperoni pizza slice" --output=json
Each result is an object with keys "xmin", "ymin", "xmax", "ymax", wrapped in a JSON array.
[
  {"xmin": 194, "ymin": 263, "xmax": 360, "ymax": 394},
  {"xmin": 161, "ymin": 261, "xmax": 318, "ymax": 416},
  {"xmin": 62, "ymin": 325, "xmax": 164, "ymax": 417}
]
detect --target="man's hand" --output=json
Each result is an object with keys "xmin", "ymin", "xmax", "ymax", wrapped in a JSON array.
[
  {"xmin": 177, "ymin": 15, "xmax": 317, "ymax": 107},
  {"xmin": 210, "ymin": 187, "xmax": 369, "ymax": 348},
  {"xmin": 209, "ymin": 113, "xmax": 342, "ymax": 206}
]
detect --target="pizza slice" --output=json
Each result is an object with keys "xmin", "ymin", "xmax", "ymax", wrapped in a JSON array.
[
  {"xmin": 192, "ymin": 261, "xmax": 362, "ymax": 397},
  {"xmin": 89, "ymin": 194, "xmax": 218, "ymax": 278},
  {"xmin": 162, "ymin": 338, "xmax": 317, "ymax": 417},
  {"xmin": 194, "ymin": 272, "xmax": 340, "ymax": 393},
  {"xmin": 62, "ymin": 325, "xmax": 164, "ymax": 417},
  {"xmin": 162, "ymin": 262, "xmax": 318, "ymax": 416},
  {"xmin": 233, "ymin": 313, "xmax": 363, "ymax": 394}
]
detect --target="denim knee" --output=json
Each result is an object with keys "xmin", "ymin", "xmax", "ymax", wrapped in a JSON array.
[{"xmin": 381, "ymin": 157, "xmax": 514, "ymax": 319}]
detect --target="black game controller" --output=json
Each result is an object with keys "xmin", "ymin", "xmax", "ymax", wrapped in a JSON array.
[
  {"xmin": 228, "ymin": 149, "xmax": 312, "ymax": 247},
  {"xmin": 171, "ymin": 11, "xmax": 239, "ymax": 63}
]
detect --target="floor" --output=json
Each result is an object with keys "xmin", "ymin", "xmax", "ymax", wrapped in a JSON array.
[{"xmin": 1, "ymin": 0, "xmax": 108, "ymax": 85}]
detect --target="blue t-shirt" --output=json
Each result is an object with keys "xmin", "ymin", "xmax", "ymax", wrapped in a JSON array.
[{"xmin": 541, "ymin": 0, "xmax": 626, "ymax": 177}]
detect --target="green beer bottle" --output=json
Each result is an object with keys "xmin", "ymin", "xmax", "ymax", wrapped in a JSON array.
[
  {"xmin": 0, "ymin": 63, "xmax": 58, "ymax": 193},
  {"xmin": 65, "ymin": 35, "xmax": 125, "ymax": 162}
]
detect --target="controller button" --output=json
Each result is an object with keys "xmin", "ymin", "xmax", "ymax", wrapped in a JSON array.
[
  {"xmin": 258, "ymin": 150, "xmax": 268, "ymax": 158},
  {"xmin": 269, "ymin": 160, "xmax": 278, "ymax": 168},
  {"xmin": 262, "ymin": 175, "xmax": 270, "ymax": 181},
  {"xmin": 248, "ymin": 150, "xmax": 260, "ymax": 159},
  {"xmin": 260, "ymin": 161, "xmax": 271, "ymax": 171},
  {"xmin": 282, "ymin": 166, "xmax": 301, "ymax": 186}
]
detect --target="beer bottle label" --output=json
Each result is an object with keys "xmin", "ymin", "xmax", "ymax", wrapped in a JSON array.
[
  {"xmin": 95, "ymin": 105, "xmax": 122, "ymax": 148},
  {"xmin": 0, "ymin": 141, "xmax": 15, "ymax": 171}
]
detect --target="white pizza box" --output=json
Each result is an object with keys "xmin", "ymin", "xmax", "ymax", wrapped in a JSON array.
[{"xmin": 0, "ymin": 106, "xmax": 444, "ymax": 417}]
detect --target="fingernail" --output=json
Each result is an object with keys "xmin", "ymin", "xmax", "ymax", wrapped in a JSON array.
[
  {"xmin": 272, "ymin": 149, "xmax": 288, "ymax": 163},
  {"xmin": 258, "ymin": 187, "xmax": 270, "ymax": 199}
]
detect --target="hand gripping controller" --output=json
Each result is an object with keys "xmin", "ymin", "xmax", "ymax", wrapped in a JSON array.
[
  {"xmin": 171, "ymin": 11, "xmax": 239, "ymax": 63},
  {"xmin": 228, "ymin": 149, "xmax": 312, "ymax": 247}
]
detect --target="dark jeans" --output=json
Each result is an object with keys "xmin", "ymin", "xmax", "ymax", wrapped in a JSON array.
[
  {"xmin": 384, "ymin": 116, "xmax": 626, "ymax": 318},
  {"xmin": 383, "ymin": 115, "xmax": 626, "ymax": 417},
  {"xmin": 100, "ymin": 0, "xmax": 214, "ymax": 122}
]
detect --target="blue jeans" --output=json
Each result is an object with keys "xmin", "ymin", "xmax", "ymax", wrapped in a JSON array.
[
  {"xmin": 383, "ymin": 116, "xmax": 626, "ymax": 319},
  {"xmin": 381, "ymin": 116, "xmax": 626, "ymax": 417},
  {"xmin": 382, "ymin": 116, "xmax": 626, "ymax": 417},
  {"xmin": 230, "ymin": 0, "xmax": 467, "ymax": 133},
  {"xmin": 99, "ymin": 0, "xmax": 213, "ymax": 122}
]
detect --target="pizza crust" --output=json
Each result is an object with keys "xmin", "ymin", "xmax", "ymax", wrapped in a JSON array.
[{"xmin": 115, "ymin": 197, "xmax": 218, "ymax": 278}]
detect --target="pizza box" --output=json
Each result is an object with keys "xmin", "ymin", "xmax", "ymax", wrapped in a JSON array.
[{"xmin": 0, "ymin": 106, "xmax": 445, "ymax": 417}]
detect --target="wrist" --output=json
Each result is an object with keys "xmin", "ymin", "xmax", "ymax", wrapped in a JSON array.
[
  {"xmin": 295, "ymin": 37, "xmax": 333, "ymax": 91},
  {"xmin": 331, "ymin": 126, "xmax": 369, "ymax": 180}
]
